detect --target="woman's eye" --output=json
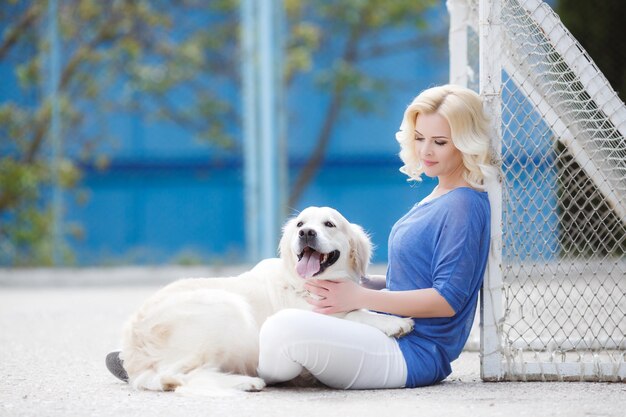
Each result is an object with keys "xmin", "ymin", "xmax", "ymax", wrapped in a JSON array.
[
  {"xmin": 435, "ymin": 140, "xmax": 447, "ymax": 146},
  {"xmin": 296, "ymin": 221, "xmax": 303, "ymax": 227},
  {"xmin": 324, "ymin": 221, "xmax": 335, "ymax": 228},
  {"xmin": 414, "ymin": 136, "xmax": 425, "ymax": 141}
]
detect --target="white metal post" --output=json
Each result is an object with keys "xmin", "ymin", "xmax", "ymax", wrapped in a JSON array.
[
  {"xmin": 48, "ymin": 0, "xmax": 63, "ymax": 265},
  {"xmin": 478, "ymin": 0, "xmax": 505, "ymax": 381},
  {"xmin": 241, "ymin": 0, "xmax": 260, "ymax": 262},
  {"xmin": 241, "ymin": 0, "xmax": 285, "ymax": 261},
  {"xmin": 447, "ymin": 0, "xmax": 470, "ymax": 87},
  {"xmin": 258, "ymin": 0, "xmax": 282, "ymax": 259}
]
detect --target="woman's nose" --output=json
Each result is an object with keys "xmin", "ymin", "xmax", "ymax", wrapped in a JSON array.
[{"xmin": 421, "ymin": 142, "xmax": 433, "ymax": 156}]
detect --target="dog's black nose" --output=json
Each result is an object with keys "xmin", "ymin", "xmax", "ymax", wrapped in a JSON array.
[{"xmin": 299, "ymin": 228, "xmax": 316, "ymax": 238}]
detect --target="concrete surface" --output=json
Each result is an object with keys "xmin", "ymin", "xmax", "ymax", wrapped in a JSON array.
[{"xmin": 1, "ymin": 270, "xmax": 625, "ymax": 417}]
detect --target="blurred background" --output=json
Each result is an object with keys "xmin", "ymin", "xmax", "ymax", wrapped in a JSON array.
[{"xmin": 0, "ymin": 0, "xmax": 623, "ymax": 267}]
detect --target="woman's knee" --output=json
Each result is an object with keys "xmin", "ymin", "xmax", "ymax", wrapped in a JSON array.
[{"xmin": 259, "ymin": 309, "xmax": 316, "ymax": 347}]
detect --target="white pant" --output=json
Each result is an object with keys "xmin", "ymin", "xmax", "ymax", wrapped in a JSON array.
[{"xmin": 257, "ymin": 309, "xmax": 407, "ymax": 389}]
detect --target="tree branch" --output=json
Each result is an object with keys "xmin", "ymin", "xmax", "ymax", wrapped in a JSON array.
[
  {"xmin": 0, "ymin": 4, "xmax": 42, "ymax": 61},
  {"xmin": 23, "ymin": 22, "xmax": 120, "ymax": 164},
  {"xmin": 288, "ymin": 25, "xmax": 362, "ymax": 207}
]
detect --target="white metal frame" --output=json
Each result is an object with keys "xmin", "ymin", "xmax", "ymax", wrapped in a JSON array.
[
  {"xmin": 511, "ymin": 0, "xmax": 626, "ymax": 225},
  {"xmin": 446, "ymin": 0, "xmax": 506, "ymax": 382},
  {"xmin": 477, "ymin": 0, "xmax": 506, "ymax": 382}
]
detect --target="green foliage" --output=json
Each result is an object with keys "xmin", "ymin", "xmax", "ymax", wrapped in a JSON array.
[{"xmin": 0, "ymin": 157, "xmax": 78, "ymax": 265}]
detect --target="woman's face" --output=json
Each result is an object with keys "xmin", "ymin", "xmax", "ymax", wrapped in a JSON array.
[{"xmin": 413, "ymin": 112, "xmax": 465, "ymax": 182}]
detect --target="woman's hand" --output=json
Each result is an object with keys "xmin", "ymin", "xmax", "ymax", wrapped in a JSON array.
[
  {"xmin": 306, "ymin": 280, "xmax": 456, "ymax": 318},
  {"xmin": 304, "ymin": 279, "xmax": 366, "ymax": 315}
]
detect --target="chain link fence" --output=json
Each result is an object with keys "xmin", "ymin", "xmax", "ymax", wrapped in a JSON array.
[{"xmin": 452, "ymin": 0, "xmax": 626, "ymax": 381}]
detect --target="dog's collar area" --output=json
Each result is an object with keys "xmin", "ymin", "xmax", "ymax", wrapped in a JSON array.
[{"xmin": 296, "ymin": 247, "xmax": 340, "ymax": 279}]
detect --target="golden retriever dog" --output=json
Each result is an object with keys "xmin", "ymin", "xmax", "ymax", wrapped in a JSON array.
[{"xmin": 120, "ymin": 206, "xmax": 413, "ymax": 395}]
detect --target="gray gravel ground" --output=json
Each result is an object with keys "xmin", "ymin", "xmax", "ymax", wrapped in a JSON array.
[{"xmin": 1, "ymin": 271, "xmax": 625, "ymax": 417}]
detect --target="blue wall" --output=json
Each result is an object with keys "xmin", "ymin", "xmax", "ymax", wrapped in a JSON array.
[
  {"xmin": 69, "ymin": 159, "xmax": 438, "ymax": 265},
  {"xmin": 59, "ymin": 8, "xmax": 449, "ymax": 265}
]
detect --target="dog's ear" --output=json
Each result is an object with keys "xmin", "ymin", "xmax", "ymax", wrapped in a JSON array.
[
  {"xmin": 349, "ymin": 223, "xmax": 372, "ymax": 277},
  {"xmin": 278, "ymin": 216, "xmax": 297, "ymax": 263}
]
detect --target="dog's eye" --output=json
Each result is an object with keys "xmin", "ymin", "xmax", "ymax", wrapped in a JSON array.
[
  {"xmin": 324, "ymin": 221, "xmax": 335, "ymax": 228},
  {"xmin": 296, "ymin": 221, "xmax": 303, "ymax": 227}
]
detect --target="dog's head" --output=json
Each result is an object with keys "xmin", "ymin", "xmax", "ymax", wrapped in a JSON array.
[{"xmin": 279, "ymin": 206, "xmax": 371, "ymax": 282}]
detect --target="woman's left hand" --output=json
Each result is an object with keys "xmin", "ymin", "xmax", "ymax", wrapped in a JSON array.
[{"xmin": 304, "ymin": 279, "xmax": 365, "ymax": 315}]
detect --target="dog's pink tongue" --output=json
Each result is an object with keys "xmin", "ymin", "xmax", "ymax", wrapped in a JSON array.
[{"xmin": 296, "ymin": 249, "xmax": 321, "ymax": 279}]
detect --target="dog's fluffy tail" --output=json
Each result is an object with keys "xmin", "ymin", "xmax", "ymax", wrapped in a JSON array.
[{"xmin": 130, "ymin": 365, "xmax": 265, "ymax": 396}]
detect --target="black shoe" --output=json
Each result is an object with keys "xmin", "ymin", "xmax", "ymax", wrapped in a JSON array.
[{"xmin": 106, "ymin": 351, "xmax": 129, "ymax": 383}]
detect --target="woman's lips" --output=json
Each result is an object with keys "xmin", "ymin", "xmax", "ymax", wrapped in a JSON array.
[{"xmin": 423, "ymin": 160, "xmax": 437, "ymax": 167}]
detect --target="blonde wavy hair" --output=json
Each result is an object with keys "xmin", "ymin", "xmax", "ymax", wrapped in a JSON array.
[{"xmin": 395, "ymin": 84, "xmax": 498, "ymax": 190}]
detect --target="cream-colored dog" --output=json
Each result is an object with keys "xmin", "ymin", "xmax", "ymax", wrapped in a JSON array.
[{"xmin": 120, "ymin": 206, "xmax": 413, "ymax": 395}]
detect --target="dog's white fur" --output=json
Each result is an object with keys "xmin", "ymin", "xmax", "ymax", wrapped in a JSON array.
[{"xmin": 120, "ymin": 206, "xmax": 413, "ymax": 395}]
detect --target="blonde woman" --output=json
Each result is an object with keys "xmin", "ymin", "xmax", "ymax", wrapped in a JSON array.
[{"xmin": 257, "ymin": 84, "xmax": 497, "ymax": 388}]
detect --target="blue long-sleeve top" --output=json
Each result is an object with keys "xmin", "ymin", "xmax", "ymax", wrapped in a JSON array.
[{"xmin": 386, "ymin": 187, "xmax": 491, "ymax": 387}]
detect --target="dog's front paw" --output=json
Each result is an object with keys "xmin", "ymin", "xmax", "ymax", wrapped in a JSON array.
[
  {"xmin": 380, "ymin": 316, "xmax": 414, "ymax": 338},
  {"xmin": 235, "ymin": 376, "xmax": 266, "ymax": 392},
  {"xmin": 344, "ymin": 310, "xmax": 414, "ymax": 338}
]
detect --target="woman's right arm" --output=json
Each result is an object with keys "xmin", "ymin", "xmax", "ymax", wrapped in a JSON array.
[{"xmin": 359, "ymin": 274, "xmax": 387, "ymax": 290}]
